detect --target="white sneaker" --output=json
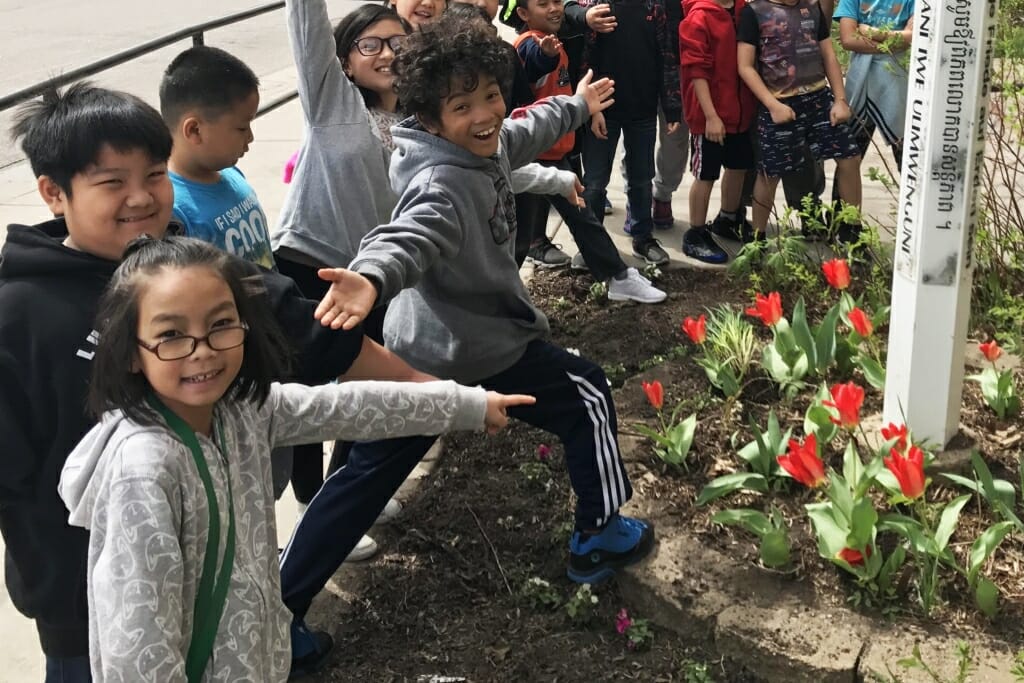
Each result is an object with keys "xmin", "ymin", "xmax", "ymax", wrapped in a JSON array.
[
  {"xmin": 375, "ymin": 498, "xmax": 402, "ymax": 524},
  {"xmin": 607, "ymin": 268, "xmax": 667, "ymax": 304},
  {"xmin": 344, "ymin": 534, "xmax": 379, "ymax": 562}
]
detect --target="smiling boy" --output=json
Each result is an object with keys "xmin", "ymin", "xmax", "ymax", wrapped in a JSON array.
[
  {"xmin": 277, "ymin": 18, "xmax": 655, "ymax": 622},
  {"xmin": 0, "ymin": 82, "xmax": 430, "ymax": 679}
]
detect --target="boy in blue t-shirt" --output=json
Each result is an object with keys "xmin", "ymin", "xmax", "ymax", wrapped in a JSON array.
[
  {"xmin": 833, "ymin": 0, "xmax": 914, "ymax": 169},
  {"xmin": 159, "ymin": 46, "xmax": 275, "ymax": 269}
]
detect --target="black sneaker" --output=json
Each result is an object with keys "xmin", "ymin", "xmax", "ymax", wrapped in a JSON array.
[
  {"xmin": 526, "ymin": 238, "xmax": 571, "ymax": 268},
  {"xmin": 682, "ymin": 225, "xmax": 729, "ymax": 264},
  {"xmin": 567, "ymin": 515, "xmax": 656, "ymax": 584},
  {"xmin": 709, "ymin": 213, "xmax": 757, "ymax": 244},
  {"xmin": 835, "ymin": 222, "xmax": 864, "ymax": 248},
  {"xmin": 570, "ymin": 251, "xmax": 589, "ymax": 272},
  {"xmin": 631, "ymin": 237, "xmax": 670, "ymax": 266},
  {"xmin": 289, "ymin": 621, "xmax": 334, "ymax": 680}
]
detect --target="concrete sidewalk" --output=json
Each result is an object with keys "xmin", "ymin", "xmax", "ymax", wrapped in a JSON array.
[{"xmin": 0, "ymin": 63, "xmax": 897, "ymax": 679}]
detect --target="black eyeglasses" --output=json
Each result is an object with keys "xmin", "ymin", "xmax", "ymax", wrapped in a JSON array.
[
  {"xmin": 137, "ymin": 324, "xmax": 248, "ymax": 361},
  {"xmin": 352, "ymin": 35, "xmax": 406, "ymax": 57}
]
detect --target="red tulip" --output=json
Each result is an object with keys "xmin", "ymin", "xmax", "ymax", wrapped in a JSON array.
[
  {"xmin": 681, "ymin": 315, "xmax": 707, "ymax": 344},
  {"xmin": 837, "ymin": 545, "xmax": 872, "ymax": 566},
  {"xmin": 979, "ymin": 340, "xmax": 1002, "ymax": 363},
  {"xmin": 537, "ymin": 444, "xmax": 551, "ymax": 461},
  {"xmin": 746, "ymin": 292, "xmax": 783, "ymax": 327},
  {"xmin": 884, "ymin": 444, "xmax": 926, "ymax": 500},
  {"xmin": 824, "ymin": 382, "xmax": 865, "ymax": 430},
  {"xmin": 777, "ymin": 433, "xmax": 826, "ymax": 488},
  {"xmin": 847, "ymin": 307, "xmax": 873, "ymax": 337},
  {"xmin": 822, "ymin": 258, "xmax": 851, "ymax": 290},
  {"xmin": 641, "ymin": 380, "xmax": 663, "ymax": 411},
  {"xmin": 880, "ymin": 423, "xmax": 909, "ymax": 453}
]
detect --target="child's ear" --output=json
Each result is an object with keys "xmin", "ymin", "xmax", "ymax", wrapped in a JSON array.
[
  {"xmin": 37, "ymin": 176, "xmax": 67, "ymax": 216},
  {"xmin": 416, "ymin": 113, "xmax": 440, "ymax": 135},
  {"xmin": 516, "ymin": 5, "xmax": 530, "ymax": 22},
  {"xmin": 181, "ymin": 115, "xmax": 203, "ymax": 144}
]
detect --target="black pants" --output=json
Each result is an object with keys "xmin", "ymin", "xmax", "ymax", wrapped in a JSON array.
[
  {"xmin": 275, "ymin": 254, "xmax": 386, "ymax": 503},
  {"xmin": 514, "ymin": 158, "xmax": 627, "ymax": 281},
  {"xmin": 279, "ymin": 339, "xmax": 633, "ymax": 618}
]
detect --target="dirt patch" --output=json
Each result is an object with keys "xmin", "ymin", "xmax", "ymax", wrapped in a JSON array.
[{"xmin": 307, "ymin": 267, "xmax": 1023, "ymax": 681}]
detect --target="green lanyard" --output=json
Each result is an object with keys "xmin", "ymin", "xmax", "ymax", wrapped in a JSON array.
[{"xmin": 147, "ymin": 395, "xmax": 236, "ymax": 683}]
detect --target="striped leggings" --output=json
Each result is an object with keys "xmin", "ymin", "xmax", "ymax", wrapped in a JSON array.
[{"xmin": 279, "ymin": 339, "xmax": 632, "ymax": 619}]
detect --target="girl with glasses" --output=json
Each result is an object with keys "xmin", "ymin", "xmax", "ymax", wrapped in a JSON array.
[
  {"xmin": 58, "ymin": 236, "xmax": 532, "ymax": 682},
  {"xmin": 271, "ymin": 0, "xmax": 413, "ymax": 582}
]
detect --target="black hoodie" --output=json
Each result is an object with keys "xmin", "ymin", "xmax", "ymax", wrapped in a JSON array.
[{"xmin": 0, "ymin": 218, "xmax": 365, "ymax": 656}]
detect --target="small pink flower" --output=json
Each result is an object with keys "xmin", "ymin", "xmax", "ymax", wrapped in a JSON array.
[
  {"xmin": 536, "ymin": 444, "xmax": 551, "ymax": 461},
  {"xmin": 615, "ymin": 608, "xmax": 632, "ymax": 635}
]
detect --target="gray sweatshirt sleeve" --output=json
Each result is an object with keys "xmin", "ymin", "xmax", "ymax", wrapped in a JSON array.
[
  {"xmin": 287, "ymin": 0, "xmax": 367, "ymax": 126},
  {"xmin": 511, "ymin": 163, "xmax": 578, "ymax": 198},
  {"xmin": 264, "ymin": 380, "xmax": 488, "ymax": 448},
  {"xmin": 347, "ymin": 177, "xmax": 466, "ymax": 303},
  {"xmin": 503, "ymin": 95, "xmax": 590, "ymax": 170},
  {"xmin": 92, "ymin": 469, "xmax": 188, "ymax": 682}
]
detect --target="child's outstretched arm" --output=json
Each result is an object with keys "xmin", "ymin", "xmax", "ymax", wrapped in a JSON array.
[
  {"xmin": 516, "ymin": 33, "xmax": 562, "ymax": 82},
  {"xmin": 504, "ymin": 70, "xmax": 615, "ymax": 169},
  {"xmin": 511, "ymin": 163, "xmax": 584, "ymax": 207},
  {"xmin": 287, "ymin": 0, "xmax": 367, "ymax": 126},
  {"xmin": 264, "ymin": 381, "xmax": 536, "ymax": 446}
]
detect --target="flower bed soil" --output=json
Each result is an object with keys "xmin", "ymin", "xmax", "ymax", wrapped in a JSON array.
[{"xmin": 308, "ymin": 267, "xmax": 1023, "ymax": 682}]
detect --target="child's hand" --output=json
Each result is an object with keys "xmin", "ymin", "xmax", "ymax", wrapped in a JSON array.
[
  {"xmin": 567, "ymin": 177, "xmax": 585, "ymax": 208},
  {"xmin": 483, "ymin": 391, "xmax": 536, "ymax": 434},
  {"xmin": 585, "ymin": 4, "xmax": 617, "ymax": 32},
  {"xmin": 314, "ymin": 268, "xmax": 378, "ymax": 330},
  {"xmin": 769, "ymin": 102, "xmax": 796, "ymax": 124},
  {"xmin": 538, "ymin": 34, "xmax": 562, "ymax": 57},
  {"xmin": 576, "ymin": 69, "xmax": 615, "ymax": 116},
  {"xmin": 666, "ymin": 122, "xmax": 681, "ymax": 136},
  {"xmin": 705, "ymin": 115, "xmax": 726, "ymax": 144},
  {"xmin": 830, "ymin": 98, "xmax": 851, "ymax": 126},
  {"xmin": 590, "ymin": 110, "xmax": 608, "ymax": 139}
]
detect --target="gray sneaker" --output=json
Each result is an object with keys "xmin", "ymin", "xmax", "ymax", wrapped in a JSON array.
[
  {"xmin": 631, "ymin": 237, "xmax": 670, "ymax": 266},
  {"xmin": 608, "ymin": 268, "xmax": 667, "ymax": 304},
  {"xmin": 570, "ymin": 251, "xmax": 589, "ymax": 272},
  {"xmin": 527, "ymin": 239, "xmax": 571, "ymax": 268}
]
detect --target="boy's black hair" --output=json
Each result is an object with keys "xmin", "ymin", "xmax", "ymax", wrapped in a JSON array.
[
  {"xmin": 444, "ymin": 1, "xmax": 493, "ymax": 24},
  {"xmin": 88, "ymin": 236, "xmax": 292, "ymax": 426},
  {"xmin": 159, "ymin": 45, "xmax": 260, "ymax": 127},
  {"xmin": 333, "ymin": 5, "xmax": 411, "ymax": 109},
  {"xmin": 10, "ymin": 82, "xmax": 172, "ymax": 196},
  {"xmin": 392, "ymin": 14, "xmax": 513, "ymax": 125}
]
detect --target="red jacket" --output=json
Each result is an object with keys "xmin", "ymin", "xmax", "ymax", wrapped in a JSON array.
[{"xmin": 679, "ymin": 0, "xmax": 756, "ymax": 135}]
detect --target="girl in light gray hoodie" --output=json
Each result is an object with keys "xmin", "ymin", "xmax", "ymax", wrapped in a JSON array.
[{"xmin": 58, "ymin": 236, "xmax": 532, "ymax": 682}]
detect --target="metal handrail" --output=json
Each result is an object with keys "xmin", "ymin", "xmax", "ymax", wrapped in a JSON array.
[{"xmin": 0, "ymin": 2, "xmax": 294, "ymax": 117}]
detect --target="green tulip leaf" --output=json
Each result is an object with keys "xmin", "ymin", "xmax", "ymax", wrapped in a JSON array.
[{"xmin": 696, "ymin": 473, "xmax": 769, "ymax": 506}]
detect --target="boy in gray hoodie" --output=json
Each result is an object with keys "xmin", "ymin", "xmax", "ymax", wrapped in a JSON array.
[{"xmin": 279, "ymin": 16, "xmax": 655, "ymax": 624}]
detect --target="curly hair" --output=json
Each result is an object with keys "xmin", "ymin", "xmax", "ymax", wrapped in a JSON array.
[{"xmin": 391, "ymin": 14, "xmax": 513, "ymax": 125}]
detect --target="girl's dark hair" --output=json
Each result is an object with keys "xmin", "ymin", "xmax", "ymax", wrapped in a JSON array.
[
  {"xmin": 392, "ymin": 14, "xmax": 513, "ymax": 125},
  {"xmin": 333, "ymin": 5, "xmax": 410, "ymax": 109},
  {"xmin": 443, "ymin": 2, "xmax": 493, "ymax": 24},
  {"xmin": 88, "ymin": 236, "xmax": 292, "ymax": 425}
]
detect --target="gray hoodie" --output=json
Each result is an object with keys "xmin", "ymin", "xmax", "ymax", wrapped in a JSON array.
[
  {"xmin": 348, "ymin": 95, "xmax": 589, "ymax": 383},
  {"xmin": 59, "ymin": 381, "xmax": 486, "ymax": 682}
]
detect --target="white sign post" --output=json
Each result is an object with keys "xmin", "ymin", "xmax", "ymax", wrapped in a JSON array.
[{"xmin": 883, "ymin": 0, "xmax": 999, "ymax": 446}]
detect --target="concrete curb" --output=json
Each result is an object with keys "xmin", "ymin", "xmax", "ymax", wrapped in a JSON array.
[{"xmin": 617, "ymin": 523, "xmax": 1018, "ymax": 682}]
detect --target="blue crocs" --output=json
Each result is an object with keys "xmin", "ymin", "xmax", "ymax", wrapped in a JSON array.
[{"xmin": 567, "ymin": 514, "xmax": 655, "ymax": 584}]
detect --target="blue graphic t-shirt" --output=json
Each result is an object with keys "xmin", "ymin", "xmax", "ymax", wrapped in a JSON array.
[
  {"xmin": 833, "ymin": 0, "xmax": 914, "ymax": 29},
  {"xmin": 171, "ymin": 167, "xmax": 275, "ymax": 269}
]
